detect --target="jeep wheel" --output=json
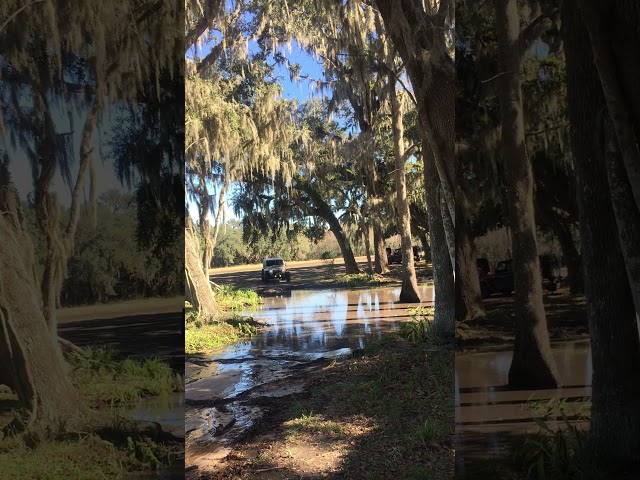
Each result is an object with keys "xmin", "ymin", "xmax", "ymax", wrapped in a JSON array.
[{"xmin": 284, "ymin": 271, "xmax": 291, "ymax": 282}]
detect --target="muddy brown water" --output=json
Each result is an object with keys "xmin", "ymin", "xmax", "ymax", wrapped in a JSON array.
[
  {"xmin": 185, "ymin": 284, "xmax": 434, "ymax": 474},
  {"xmin": 455, "ymin": 338, "xmax": 592, "ymax": 474}
]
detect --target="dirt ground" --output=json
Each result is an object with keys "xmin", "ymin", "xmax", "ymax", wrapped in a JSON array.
[
  {"xmin": 189, "ymin": 260, "xmax": 445, "ymax": 479},
  {"xmin": 187, "ymin": 340, "xmax": 454, "ymax": 480},
  {"xmin": 210, "ymin": 259, "xmax": 433, "ymax": 295}
]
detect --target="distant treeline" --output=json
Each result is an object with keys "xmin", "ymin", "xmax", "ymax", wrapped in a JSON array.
[
  {"xmin": 209, "ymin": 219, "xmax": 403, "ymax": 267},
  {"xmin": 23, "ymin": 189, "xmax": 183, "ymax": 307}
]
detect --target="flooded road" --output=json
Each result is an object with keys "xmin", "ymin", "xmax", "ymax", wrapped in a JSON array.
[
  {"xmin": 185, "ymin": 284, "xmax": 433, "ymax": 473},
  {"xmin": 455, "ymin": 339, "xmax": 592, "ymax": 472}
]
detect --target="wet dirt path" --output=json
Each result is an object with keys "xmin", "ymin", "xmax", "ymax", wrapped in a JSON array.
[{"xmin": 185, "ymin": 284, "xmax": 433, "ymax": 475}]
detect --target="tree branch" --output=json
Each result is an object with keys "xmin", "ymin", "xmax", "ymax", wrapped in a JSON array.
[{"xmin": 0, "ymin": 0, "xmax": 45, "ymax": 33}]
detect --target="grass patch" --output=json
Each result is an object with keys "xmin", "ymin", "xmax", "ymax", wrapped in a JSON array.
[
  {"xmin": 184, "ymin": 292, "xmax": 261, "ymax": 353},
  {"xmin": 214, "ymin": 285, "xmax": 262, "ymax": 311},
  {"xmin": 0, "ymin": 438, "xmax": 129, "ymax": 480},
  {"xmin": 0, "ymin": 422, "xmax": 181, "ymax": 480},
  {"xmin": 185, "ymin": 321, "xmax": 249, "ymax": 354},
  {"xmin": 69, "ymin": 347, "xmax": 178, "ymax": 406},
  {"xmin": 342, "ymin": 273, "xmax": 383, "ymax": 288},
  {"xmin": 184, "ymin": 312, "xmax": 259, "ymax": 354},
  {"xmin": 284, "ymin": 413, "xmax": 348, "ymax": 436},
  {"xmin": 281, "ymin": 338, "xmax": 454, "ymax": 479},
  {"xmin": 400, "ymin": 306, "xmax": 453, "ymax": 345}
]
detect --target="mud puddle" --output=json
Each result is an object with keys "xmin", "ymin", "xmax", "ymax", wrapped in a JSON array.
[{"xmin": 185, "ymin": 285, "xmax": 433, "ymax": 474}]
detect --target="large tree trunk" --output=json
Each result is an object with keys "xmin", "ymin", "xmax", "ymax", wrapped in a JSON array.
[
  {"xmin": 578, "ymin": 1, "xmax": 640, "ymax": 212},
  {"xmin": 495, "ymin": 0, "xmax": 559, "ymax": 389},
  {"xmin": 456, "ymin": 188, "xmax": 484, "ymax": 321},
  {"xmin": 373, "ymin": 221, "xmax": 389, "ymax": 274},
  {"xmin": 198, "ymin": 182, "xmax": 212, "ymax": 273},
  {"xmin": 552, "ymin": 221, "xmax": 583, "ymax": 294},
  {"xmin": 562, "ymin": 0, "xmax": 640, "ymax": 468},
  {"xmin": 578, "ymin": 0, "xmax": 640, "ymax": 335},
  {"xmin": 375, "ymin": 0, "xmax": 456, "ymax": 271},
  {"xmin": 298, "ymin": 181, "xmax": 361, "ymax": 274},
  {"xmin": 605, "ymin": 122, "xmax": 640, "ymax": 338},
  {"xmin": 0, "ymin": 186, "xmax": 82, "ymax": 438},
  {"xmin": 389, "ymin": 75, "xmax": 421, "ymax": 303},
  {"xmin": 360, "ymin": 216, "xmax": 373, "ymax": 275},
  {"xmin": 208, "ymin": 176, "xmax": 229, "ymax": 268},
  {"xmin": 424, "ymin": 145, "xmax": 455, "ymax": 334},
  {"xmin": 375, "ymin": 0, "xmax": 455, "ymax": 233},
  {"xmin": 185, "ymin": 219, "xmax": 218, "ymax": 321},
  {"xmin": 326, "ymin": 216, "xmax": 361, "ymax": 275}
]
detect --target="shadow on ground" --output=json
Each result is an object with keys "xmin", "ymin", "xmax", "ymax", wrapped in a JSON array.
[
  {"xmin": 188, "ymin": 339, "xmax": 454, "ymax": 480},
  {"xmin": 210, "ymin": 261, "xmax": 433, "ymax": 296},
  {"xmin": 457, "ymin": 290, "xmax": 588, "ymax": 349},
  {"xmin": 58, "ymin": 311, "xmax": 184, "ymax": 372}
]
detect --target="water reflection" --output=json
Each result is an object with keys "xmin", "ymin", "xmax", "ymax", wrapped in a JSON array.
[
  {"xmin": 456, "ymin": 339, "xmax": 592, "ymax": 468},
  {"xmin": 185, "ymin": 284, "xmax": 433, "ymax": 473},
  {"xmin": 240, "ymin": 285, "xmax": 433, "ymax": 356}
]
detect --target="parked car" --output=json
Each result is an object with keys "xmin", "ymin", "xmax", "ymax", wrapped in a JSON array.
[
  {"xmin": 480, "ymin": 256, "xmax": 559, "ymax": 298},
  {"xmin": 388, "ymin": 248, "xmax": 402, "ymax": 264},
  {"xmin": 387, "ymin": 246, "xmax": 424, "ymax": 264},
  {"xmin": 261, "ymin": 257, "xmax": 291, "ymax": 282}
]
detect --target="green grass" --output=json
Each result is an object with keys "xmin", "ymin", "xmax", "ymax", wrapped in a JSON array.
[
  {"xmin": 461, "ymin": 398, "xmax": 596, "ymax": 480},
  {"xmin": 400, "ymin": 306, "xmax": 453, "ymax": 345},
  {"xmin": 184, "ymin": 286, "xmax": 262, "ymax": 353},
  {"xmin": 284, "ymin": 412, "xmax": 348, "ymax": 436},
  {"xmin": 342, "ymin": 273, "xmax": 383, "ymax": 288},
  {"xmin": 214, "ymin": 285, "xmax": 262, "ymax": 311},
  {"xmin": 0, "ymin": 439, "xmax": 127, "ymax": 480},
  {"xmin": 280, "ymin": 338, "xmax": 454, "ymax": 479},
  {"xmin": 69, "ymin": 347, "xmax": 178, "ymax": 406},
  {"xmin": 0, "ymin": 410, "xmax": 182, "ymax": 480},
  {"xmin": 185, "ymin": 321, "xmax": 252, "ymax": 353}
]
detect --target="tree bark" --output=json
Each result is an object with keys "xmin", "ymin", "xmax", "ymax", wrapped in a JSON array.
[
  {"xmin": 373, "ymin": 221, "xmax": 389, "ymax": 274},
  {"xmin": 375, "ymin": 0, "xmax": 456, "ymax": 282},
  {"xmin": 562, "ymin": 0, "xmax": 640, "ymax": 468},
  {"xmin": 375, "ymin": 0, "xmax": 456, "ymax": 231},
  {"xmin": 495, "ymin": 0, "xmax": 559, "ymax": 389},
  {"xmin": 604, "ymin": 118, "xmax": 640, "ymax": 341},
  {"xmin": 551, "ymin": 221, "xmax": 583, "ymax": 294},
  {"xmin": 360, "ymin": 216, "xmax": 373, "ymax": 275},
  {"xmin": 325, "ymin": 215, "xmax": 361, "ymax": 275},
  {"xmin": 185, "ymin": 219, "xmax": 218, "ymax": 321},
  {"xmin": 207, "ymin": 176, "xmax": 229, "ymax": 271},
  {"xmin": 389, "ymin": 76, "xmax": 421, "ymax": 303},
  {"xmin": 0, "ymin": 186, "xmax": 82, "ymax": 438},
  {"xmin": 298, "ymin": 180, "xmax": 361, "ymax": 274},
  {"xmin": 577, "ymin": 1, "xmax": 640, "ymax": 212},
  {"xmin": 424, "ymin": 144, "xmax": 455, "ymax": 334},
  {"xmin": 456, "ymin": 188, "xmax": 484, "ymax": 321}
]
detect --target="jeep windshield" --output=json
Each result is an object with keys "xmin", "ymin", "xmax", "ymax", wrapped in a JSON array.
[{"xmin": 265, "ymin": 259, "xmax": 284, "ymax": 267}]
